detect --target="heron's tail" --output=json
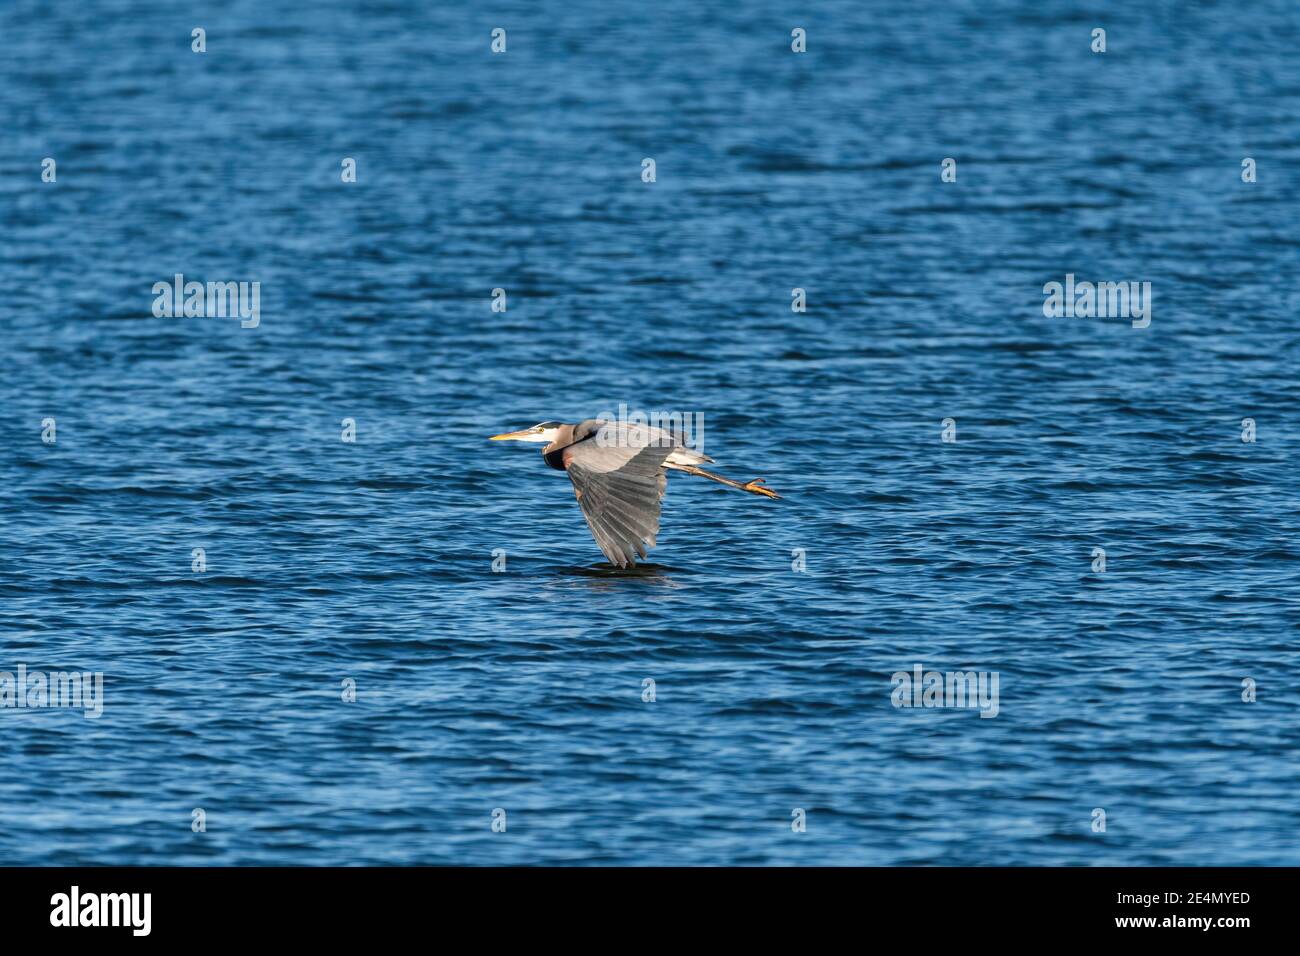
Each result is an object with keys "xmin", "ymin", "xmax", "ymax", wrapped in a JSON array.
[{"xmin": 665, "ymin": 463, "xmax": 781, "ymax": 499}]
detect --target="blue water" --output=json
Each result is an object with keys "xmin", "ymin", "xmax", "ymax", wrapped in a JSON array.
[{"xmin": 2, "ymin": 0, "xmax": 1298, "ymax": 865}]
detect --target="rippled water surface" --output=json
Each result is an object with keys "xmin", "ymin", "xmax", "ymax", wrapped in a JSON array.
[{"xmin": 2, "ymin": 0, "xmax": 1299, "ymax": 865}]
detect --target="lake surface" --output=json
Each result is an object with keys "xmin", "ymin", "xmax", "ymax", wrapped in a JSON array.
[{"xmin": 2, "ymin": 0, "xmax": 1298, "ymax": 865}]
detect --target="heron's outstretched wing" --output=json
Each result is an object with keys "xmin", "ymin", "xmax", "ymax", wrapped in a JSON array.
[{"xmin": 563, "ymin": 425, "xmax": 673, "ymax": 568}]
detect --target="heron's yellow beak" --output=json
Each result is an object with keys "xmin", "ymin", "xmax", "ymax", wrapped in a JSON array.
[{"xmin": 489, "ymin": 428, "xmax": 532, "ymax": 441}]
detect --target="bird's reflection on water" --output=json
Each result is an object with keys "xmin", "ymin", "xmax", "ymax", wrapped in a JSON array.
[{"xmin": 552, "ymin": 563, "xmax": 684, "ymax": 588}]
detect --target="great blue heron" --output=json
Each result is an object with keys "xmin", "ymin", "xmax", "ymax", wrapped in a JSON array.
[{"xmin": 490, "ymin": 419, "xmax": 781, "ymax": 567}]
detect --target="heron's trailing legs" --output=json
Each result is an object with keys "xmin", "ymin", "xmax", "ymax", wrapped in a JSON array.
[{"xmin": 666, "ymin": 463, "xmax": 782, "ymax": 499}]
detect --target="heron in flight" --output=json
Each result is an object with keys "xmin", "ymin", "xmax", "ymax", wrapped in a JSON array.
[{"xmin": 490, "ymin": 419, "xmax": 781, "ymax": 568}]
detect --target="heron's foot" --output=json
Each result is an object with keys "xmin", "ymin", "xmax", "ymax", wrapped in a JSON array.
[{"xmin": 743, "ymin": 479, "xmax": 781, "ymax": 500}]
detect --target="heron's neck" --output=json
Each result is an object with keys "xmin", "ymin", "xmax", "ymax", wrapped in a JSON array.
[
  {"xmin": 542, "ymin": 425, "xmax": 577, "ymax": 469},
  {"xmin": 542, "ymin": 424, "xmax": 576, "ymax": 456}
]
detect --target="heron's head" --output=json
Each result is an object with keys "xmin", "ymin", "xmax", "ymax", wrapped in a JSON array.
[{"xmin": 489, "ymin": 421, "xmax": 565, "ymax": 443}]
